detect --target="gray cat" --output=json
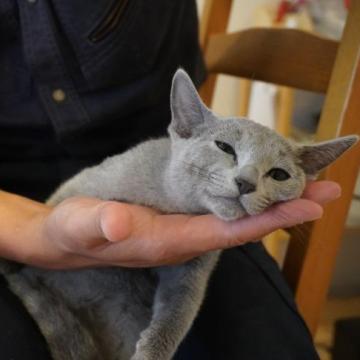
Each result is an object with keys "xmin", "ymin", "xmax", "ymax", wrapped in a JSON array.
[{"xmin": 2, "ymin": 70, "xmax": 358, "ymax": 360}]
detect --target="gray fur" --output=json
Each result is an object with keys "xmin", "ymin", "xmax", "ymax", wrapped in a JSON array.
[{"xmin": 2, "ymin": 69, "xmax": 358, "ymax": 359}]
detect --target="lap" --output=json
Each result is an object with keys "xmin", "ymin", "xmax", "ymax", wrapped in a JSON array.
[{"xmin": 175, "ymin": 243, "xmax": 319, "ymax": 360}]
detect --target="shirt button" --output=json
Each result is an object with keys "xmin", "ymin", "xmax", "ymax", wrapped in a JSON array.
[{"xmin": 52, "ymin": 89, "xmax": 66, "ymax": 103}]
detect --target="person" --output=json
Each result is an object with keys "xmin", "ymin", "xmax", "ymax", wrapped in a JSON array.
[{"xmin": 0, "ymin": 1, "xmax": 338, "ymax": 359}]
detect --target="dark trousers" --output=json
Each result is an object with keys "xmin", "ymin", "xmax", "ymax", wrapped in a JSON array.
[{"xmin": 176, "ymin": 244, "xmax": 319, "ymax": 359}]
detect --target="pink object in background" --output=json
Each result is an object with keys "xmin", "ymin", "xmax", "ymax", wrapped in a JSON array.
[{"xmin": 275, "ymin": 0, "xmax": 308, "ymax": 23}]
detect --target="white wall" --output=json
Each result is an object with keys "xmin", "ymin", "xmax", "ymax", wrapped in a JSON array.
[{"xmin": 197, "ymin": 0, "xmax": 277, "ymax": 116}]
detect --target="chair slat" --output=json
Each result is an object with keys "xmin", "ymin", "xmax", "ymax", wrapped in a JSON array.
[
  {"xmin": 283, "ymin": 0, "xmax": 360, "ymax": 333},
  {"xmin": 199, "ymin": 0, "xmax": 232, "ymax": 107},
  {"xmin": 200, "ymin": 0, "xmax": 360, "ymax": 336},
  {"xmin": 205, "ymin": 28, "xmax": 338, "ymax": 93}
]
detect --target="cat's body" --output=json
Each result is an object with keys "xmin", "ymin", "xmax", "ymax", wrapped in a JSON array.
[
  {"xmin": 6, "ymin": 135, "xmax": 219, "ymax": 360},
  {"xmin": 9, "ymin": 249, "xmax": 217, "ymax": 360},
  {"xmin": 2, "ymin": 70, "xmax": 358, "ymax": 360}
]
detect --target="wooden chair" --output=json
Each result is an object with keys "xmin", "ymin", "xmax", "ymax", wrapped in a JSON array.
[{"xmin": 199, "ymin": 0, "xmax": 360, "ymax": 335}]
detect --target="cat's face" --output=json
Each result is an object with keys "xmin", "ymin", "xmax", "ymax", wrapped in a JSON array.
[
  {"xmin": 169, "ymin": 118, "xmax": 306, "ymax": 219},
  {"xmin": 166, "ymin": 69, "xmax": 358, "ymax": 221}
]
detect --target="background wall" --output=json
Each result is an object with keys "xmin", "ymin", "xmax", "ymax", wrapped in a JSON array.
[{"xmin": 197, "ymin": 0, "xmax": 275, "ymax": 117}]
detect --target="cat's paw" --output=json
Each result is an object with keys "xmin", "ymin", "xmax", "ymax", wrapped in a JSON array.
[
  {"xmin": 131, "ymin": 346, "xmax": 159, "ymax": 360},
  {"xmin": 131, "ymin": 337, "xmax": 157, "ymax": 360},
  {"xmin": 130, "ymin": 354, "xmax": 146, "ymax": 360}
]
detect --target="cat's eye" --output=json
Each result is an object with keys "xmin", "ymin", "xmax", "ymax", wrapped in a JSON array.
[
  {"xmin": 267, "ymin": 168, "xmax": 290, "ymax": 181},
  {"xmin": 215, "ymin": 141, "xmax": 236, "ymax": 159}
]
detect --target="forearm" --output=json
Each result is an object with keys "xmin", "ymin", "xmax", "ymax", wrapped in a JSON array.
[
  {"xmin": 0, "ymin": 191, "xmax": 65, "ymax": 266},
  {"xmin": 0, "ymin": 191, "xmax": 127, "ymax": 269}
]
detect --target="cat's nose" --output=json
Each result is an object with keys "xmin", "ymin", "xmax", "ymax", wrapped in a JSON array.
[{"xmin": 235, "ymin": 177, "xmax": 256, "ymax": 195}]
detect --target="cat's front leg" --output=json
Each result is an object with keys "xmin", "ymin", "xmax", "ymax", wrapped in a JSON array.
[{"xmin": 131, "ymin": 251, "xmax": 220, "ymax": 360}]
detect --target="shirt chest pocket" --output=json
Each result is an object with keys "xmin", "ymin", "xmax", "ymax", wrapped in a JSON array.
[{"xmin": 56, "ymin": 0, "xmax": 177, "ymax": 89}]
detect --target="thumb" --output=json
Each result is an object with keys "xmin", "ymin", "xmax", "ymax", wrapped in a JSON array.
[{"xmin": 48, "ymin": 198, "xmax": 132, "ymax": 252}]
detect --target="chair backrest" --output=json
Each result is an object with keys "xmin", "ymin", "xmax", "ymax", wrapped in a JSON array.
[
  {"xmin": 200, "ymin": 0, "xmax": 360, "ymax": 335},
  {"xmin": 206, "ymin": 28, "xmax": 338, "ymax": 93}
]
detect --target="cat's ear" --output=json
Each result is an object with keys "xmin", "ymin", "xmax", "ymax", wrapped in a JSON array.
[
  {"xmin": 169, "ymin": 69, "xmax": 212, "ymax": 139},
  {"xmin": 297, "ymin": 135, "xmax": 359, "ymax": 176}
]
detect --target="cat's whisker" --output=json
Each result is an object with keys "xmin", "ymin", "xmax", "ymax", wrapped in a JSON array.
[
  {"xmin": 187, "ymin": 169, "xmax": 225, "ymax": 188},
  {"xmin": 186, "ymin": 166, "xmax": 219, "ymax": 182},
  {"xmin": 189, "ymin": 167, "xmax": 224, "ymax": 182},
  {"xmin": 184, "ymin": 165, "xmax": 234, "ymax": 194},
  {"xmin": 184, "ymin": 165, "xmax": 222, "ymax": 187},
  {"xmin": 182, "ymin": 161, "xmax": 225, "ymax": 181},
  {"xmin": 196, "ymin": 174, "xmax": 226, "ymax": 191}
]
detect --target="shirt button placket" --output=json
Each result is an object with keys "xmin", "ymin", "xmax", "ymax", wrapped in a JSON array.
[
  {"xmin": 19, "ymin": 0, "xmax": 90, "ymax": 134},
  {"xmin": 52, "ymin": 89, "xmax": 66, "ymax": 103}
]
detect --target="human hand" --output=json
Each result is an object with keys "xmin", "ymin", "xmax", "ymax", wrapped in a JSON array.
[{"xmin": 35, "ymin": 180, "xmax": 340, "ymax": 268}]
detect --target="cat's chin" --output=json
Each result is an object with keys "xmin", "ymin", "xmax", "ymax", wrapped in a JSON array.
[
  {"xmin": 217, "ymin": 211, "xmax": 247, "ymax": 222},
  {"xmin": 240, "ymin": 196, "xmax": 274, "ymax": 216},
  {"xmin": 204, "ymin": 194, "xmax": 248, "ymax": 221}
]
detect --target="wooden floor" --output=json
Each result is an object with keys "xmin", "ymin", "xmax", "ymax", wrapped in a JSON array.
[{"xmin": 315, "ymin": 296, "xmax": 360, "ymax": 360}]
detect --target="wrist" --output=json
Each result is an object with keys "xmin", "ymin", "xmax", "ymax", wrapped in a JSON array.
[{"xmin": 0, "ymin": 191, "xmax": 68, "ymax": 267}]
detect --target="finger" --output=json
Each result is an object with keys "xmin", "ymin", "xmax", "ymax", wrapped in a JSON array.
[
  {"xmin": 221, "ymin": 199, "xmax": 323, "ymax": 248},
  {"xmin": 51, "ymin": 198, "xmax": 132, "ymax": 252},
  {"xmin": 302, "ymin": 181, "xmax": 341, "ymax": 204},
  {"xmin": 98, "ymin": 201, "xmax": 136, "ymax": 242},
  {"xmin": 159, "ymin": 198, "xmax": 323, "ymax": 254}
]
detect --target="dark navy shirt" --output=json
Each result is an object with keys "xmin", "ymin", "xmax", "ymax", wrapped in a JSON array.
[{"xmin": 0, "ymin": 0, "xmax": 205, "ymax": 200}]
